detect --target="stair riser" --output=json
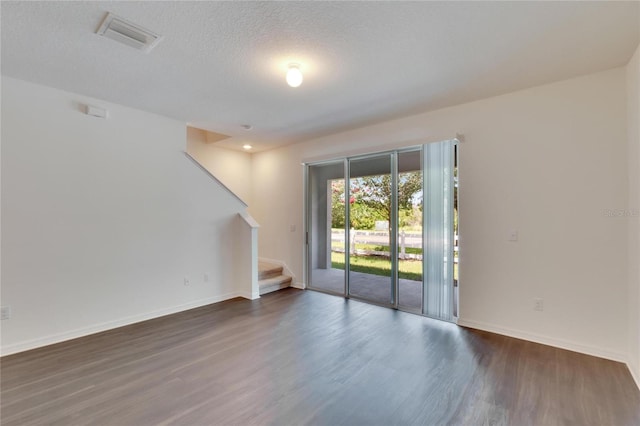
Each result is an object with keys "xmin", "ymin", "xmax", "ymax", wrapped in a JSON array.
[
  {"xmin": 258, "ymin": 268, "xmax": 283, "ymax": 280},
  {"xmin": 259, "ymin": 278, "xmax": 293, "ymax": 295}
]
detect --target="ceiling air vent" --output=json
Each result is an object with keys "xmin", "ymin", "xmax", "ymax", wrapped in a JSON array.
[{"xmin": 96, "ymin": 12, "xmax": 162, "ymax": 53}]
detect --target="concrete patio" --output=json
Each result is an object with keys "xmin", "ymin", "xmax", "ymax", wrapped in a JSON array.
[{"xmin": 309, "ymin": 267, "xmax": 422, "ymax": 313}]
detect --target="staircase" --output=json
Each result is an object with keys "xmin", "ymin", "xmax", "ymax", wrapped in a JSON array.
[{"xmin": 258, "ymin": 261, "xmax": 292, "ymax": 295}]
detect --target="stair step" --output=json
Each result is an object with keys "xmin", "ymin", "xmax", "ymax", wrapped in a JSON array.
[
  {"xmin": 259, "ymin": 274, "xmax": 292, "ymax": 295},
  {"xmin": 258, "ymin": 261, "xmax": 283, "ymax": 280}
]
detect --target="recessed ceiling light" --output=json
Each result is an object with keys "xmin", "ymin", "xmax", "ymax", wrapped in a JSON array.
[
  {"xmin": 243, "ymin": 144, "xmax": 252, "ymax": 150},
  {"xmin": 286, "ymin": 63, "xmax": 303, "ymax": 88},
  {"xmin": 241, "ymin": 124, "xmax": 253, "ymax": 130}
]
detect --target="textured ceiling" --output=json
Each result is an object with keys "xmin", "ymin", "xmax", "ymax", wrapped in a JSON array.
[{"xmin": 2, "ymin": 1, "xmax": 638, "ymax": 152}]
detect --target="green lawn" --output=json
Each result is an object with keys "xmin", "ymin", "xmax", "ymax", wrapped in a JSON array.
[
  {"xmin": 331, "ymin": 242, "xmax": 423, "ymax": 255},
  {"xmin": 331, "ymin": 251, "xmax": 459, "ymax": 282},
  {"xmin": 331, "ymin": 252, "xmax": 423, "ymax": 281}
]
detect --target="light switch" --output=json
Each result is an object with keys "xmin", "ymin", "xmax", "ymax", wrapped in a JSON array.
[{"xmin": 508, "ymin": 230, "xmax": 518, "ymax": 242}]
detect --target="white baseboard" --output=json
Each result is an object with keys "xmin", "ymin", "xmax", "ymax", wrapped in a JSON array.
[
  {"xmin": 457, "ymin": 318, "xmax": 627, "ymax": 363},
  {"xmin": 627, "ymin": 362, "xmax": 640, "ymax": 391},
  {"xmin": 291, "ymin": 281, "xmax": 306, "ymax": 290},
  {"xmin": 237, "ymin": 290, "xmax": 261, "ymax": 300},
  {"xmin": 1, "ymin": 292, "xmax": 241, "ymax": 357}
]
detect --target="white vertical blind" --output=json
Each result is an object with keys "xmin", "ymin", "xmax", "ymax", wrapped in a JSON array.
[{"xmin": 423, "ymin": 140, "xmax": 455, "ymax": 320}]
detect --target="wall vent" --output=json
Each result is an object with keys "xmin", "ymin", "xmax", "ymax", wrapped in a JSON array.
[{"xmin": 96, "ymin": 12, "xmax": 162, "ymax": 53}]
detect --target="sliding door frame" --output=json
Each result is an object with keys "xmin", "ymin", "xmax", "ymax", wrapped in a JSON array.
[
  {"xmin": 343, "ymin": 158, "xmax": 350, "ymax": 298},
  {"xmin": 304, "ymin": 142, "xmax": 455, "ymax": 320}
]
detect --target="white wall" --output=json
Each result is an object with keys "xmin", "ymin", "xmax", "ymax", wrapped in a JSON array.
[
  {"xmin": 235, "ymin": 212, "xmax": 260, "ymax": 300},
  {"xmin": 186, "ymin": 127, "xmax": 252, "ymax": 207},
  {"xmin": 627, "ymin": 44, "xmax": 640, "ymax": 384},
  {"xmin": 252, "ymin": 67, "xmax": 629, "ymax": 361},
  {"xmin": 1, "ymin": 77, "xmax": 249, "ymax": 355}
]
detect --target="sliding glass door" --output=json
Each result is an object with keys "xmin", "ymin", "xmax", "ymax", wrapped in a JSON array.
[
  {"xmin": 307, "ymin": 160, "xmax": 346, "ymax": 295},
  {"xmin": 397, "ymin": 150, "xmax": 423, "ymax": 313},
  {"xmin": 305, "ymin": 141, "xmax": 457, "ymax": 320},
  {"xmin": 347, "ymin": 153, "xmax": 394, "ymax": 306}
]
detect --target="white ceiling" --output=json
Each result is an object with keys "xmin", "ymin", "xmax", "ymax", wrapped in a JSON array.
[{"xmin": 2, "ymin": 1, "xmax": 638, "ymax": 152}]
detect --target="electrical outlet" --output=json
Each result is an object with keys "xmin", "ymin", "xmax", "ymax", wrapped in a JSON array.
[
  {"xmin": 184, "ymin": 277, "xmax": 190, "ymax": 286},
  {"xmin": 509, "ymin": 230, "xmax": 518, "ymax": 242},
  {"xmin": 534, "ymin": 298, "xmax": 544, "ymax": 312},
  {"xmin": 1, "ymin": 306, "xmax": 12, "ymax": 320}
]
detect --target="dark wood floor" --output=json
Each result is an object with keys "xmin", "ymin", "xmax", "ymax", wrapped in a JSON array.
[{"xmin": 2, "ymin": 289, "xmax": 639, "ymax": 426}]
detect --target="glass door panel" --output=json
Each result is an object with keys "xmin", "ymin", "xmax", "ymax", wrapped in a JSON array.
[
  {"xmin": 348, "ymin": 154, "xmax": 393, "ymax": 305},
  {"xmin": 397, "ymin": 150, "xmax": 423, "ymax": 313},
  {"xmin": 307, "ymin": 161, "xmax": 345, "ymax": 295}
]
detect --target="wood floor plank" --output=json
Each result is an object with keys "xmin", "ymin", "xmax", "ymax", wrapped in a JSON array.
[{"xmin": 1, "ymin": 289, "xmax": 639, "ymax": 425}]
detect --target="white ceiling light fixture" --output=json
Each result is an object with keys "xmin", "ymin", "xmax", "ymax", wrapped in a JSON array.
[
  {"xmin": 96, "ymin": 12, "xmax": 163, "ymax": 53},
  {"xmin": 286, "ymin": 63, "xmax": 303, "ymax": 88},
  {"xmin": 243, "ymin": 144, "xmax": 253, "ymax": 150}
]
